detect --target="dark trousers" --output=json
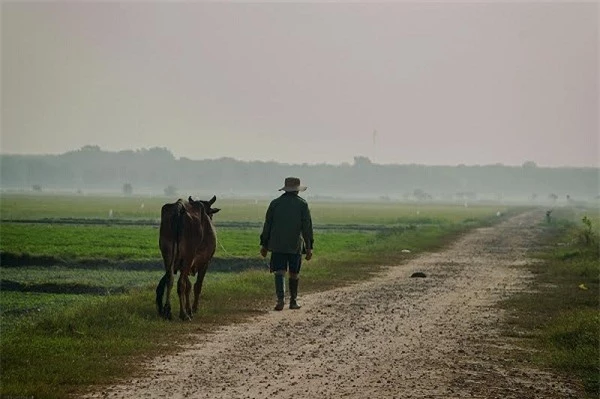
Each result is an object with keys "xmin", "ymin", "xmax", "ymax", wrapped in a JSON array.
[{"xmin": 269, "ymin": 252, "xmax": 302, "ymax": 274}]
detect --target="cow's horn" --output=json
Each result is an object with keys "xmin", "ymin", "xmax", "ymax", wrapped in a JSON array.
[{"xmin": 209, "ymin": 195, "xmax": 216, "ymax": 205}]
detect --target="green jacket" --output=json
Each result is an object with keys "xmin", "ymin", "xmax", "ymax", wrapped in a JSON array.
[{"xmin": 260, "ymin": 192, "xmax": 314, "ymax": 254}]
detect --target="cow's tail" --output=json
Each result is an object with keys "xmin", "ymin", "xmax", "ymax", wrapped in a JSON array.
[{"xmin": 156, "ymin": 201, "xmax": 186, "ymax": 316}]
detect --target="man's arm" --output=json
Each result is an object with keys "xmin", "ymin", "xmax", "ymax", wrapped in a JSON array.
[
  {"xmin": 301, "ymin": 204, "xmax": 314, "ymax": 260},
  {"xmin": 259, "ymin": 204, "xmax": 273, "ymax": 257}
]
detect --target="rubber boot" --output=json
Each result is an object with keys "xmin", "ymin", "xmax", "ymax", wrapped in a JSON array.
[
  {"xmin": 274, "ymin": 274, "xmax": 285, "ymax": 311},
  {"xmin": 289, "ymin": 278, "xmax": 301, "ymax": 309}
]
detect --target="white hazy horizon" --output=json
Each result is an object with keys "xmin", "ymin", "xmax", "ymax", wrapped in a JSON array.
[{"xmin": 1, "ymin": 2, "xmax": 598, "ymax": 167}]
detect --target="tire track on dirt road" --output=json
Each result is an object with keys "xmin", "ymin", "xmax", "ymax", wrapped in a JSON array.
[{"xmin": 86, "ymin": 210, "xmax": 582, "ymax": 399}]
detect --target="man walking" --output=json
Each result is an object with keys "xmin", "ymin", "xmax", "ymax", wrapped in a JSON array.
[{"xmin": 260, "ymin": 177, "xmax": 314, "ymax": 311}]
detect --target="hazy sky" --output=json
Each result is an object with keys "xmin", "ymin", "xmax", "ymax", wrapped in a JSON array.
[{"xmin": 1, "ymin": 1, "xmax": 598, "ymax": 167}]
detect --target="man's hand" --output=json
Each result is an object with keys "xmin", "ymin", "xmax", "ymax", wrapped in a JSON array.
[
  {"xmin": 305, "ymin": 248, "xmax": 313, "ymax": 261},
  {"xmin": 260, "ymin": 246, "xmax": 268, "ymax": 258}
]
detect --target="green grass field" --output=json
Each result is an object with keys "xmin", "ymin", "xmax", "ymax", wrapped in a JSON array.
[
  {"xmin": 0, "ymin": 223, "xmax": 373, "ymax": 262},
  {"xmin": 0, "ymin": 193, "xmax": 514, "ymax": 398},
  {"xmin": 1, "ymin": 192, "xmax": 504, "ymax": 224}
]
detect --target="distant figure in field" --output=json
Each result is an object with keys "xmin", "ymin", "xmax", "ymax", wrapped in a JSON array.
[{"xmin": 260, "ymin": 177, "xmax": 314, "ymax": 311}]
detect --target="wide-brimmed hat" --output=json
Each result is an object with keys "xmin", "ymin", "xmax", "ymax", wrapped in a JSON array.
[{"xmin": 279, "ymin": 177, "xmax": 307, "ymax": 192}]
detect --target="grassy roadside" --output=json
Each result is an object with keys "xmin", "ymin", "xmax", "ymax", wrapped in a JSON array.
[
  {"xmin": 0, "ymin": 210, "xmax": 515, "ymax": 398},
  {"xmin": 501, "ymin": 207, "xmax": 600, "ymax": 398}
]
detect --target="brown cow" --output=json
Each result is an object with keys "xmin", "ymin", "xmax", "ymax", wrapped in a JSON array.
[{"xmin": 156, "ymin": 195, "xmax": 220, "ymax": 321}]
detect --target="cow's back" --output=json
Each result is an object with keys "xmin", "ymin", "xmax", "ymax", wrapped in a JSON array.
[{"xmin": 159, "ymin": 198, "xmax": 218, "ymax": 276}]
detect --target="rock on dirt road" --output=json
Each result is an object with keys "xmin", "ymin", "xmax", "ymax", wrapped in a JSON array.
[{"xmin": 86, "ymin": 210, "xmax": 583, "ymax": 399}]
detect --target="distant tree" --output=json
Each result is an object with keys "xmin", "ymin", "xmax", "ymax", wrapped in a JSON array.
[
  {"xmin": 353, "ymin": 156, "xmax": 373, "ymax": 168},
  {"xmin": 522, "ymin": 161, "xmax": 538, "ymax": 169},
  {"xmin": 567, "ymin": 194, "xmax": 575, "ymax": 203},
  {"xmin": 32, "ymin": 184, "xmax": 42, "ymax": 192},
  {"xmin": 80, "ymin": 145, "xmax": 102, "ymax": 152},
  {"xmin": 413, "ymin": 189, "xmax": 430, "ymax": 201},
  {"xmin": 164, "ymin": 185, "xmax": 177, "ymax": 197},
  {"xmin": 548, "ymin": 193, "xmax": 558, "ymax": 202},
  {"xmin": 530, "ymin": 193, "xmax": 538, "ymax": 201},
  {"xmin": 122, "ymin": 183, "xmax": 133, "ymax": 196},
  {"xmin": 140, "ymin": 147, "xmax": 175, "ymax": 162}
]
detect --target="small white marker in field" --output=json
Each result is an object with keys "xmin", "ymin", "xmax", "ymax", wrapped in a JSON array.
[
  {"xmin": 401, "ymin": 249, "xmax": 411, "ymax": 253},
  {"xmin": 109, "ymin": 209, "xmax": 113, "ymax": 218},
  {"xmin": 141, "ymin": 203, "xmax": 145, "ymax": 209}
]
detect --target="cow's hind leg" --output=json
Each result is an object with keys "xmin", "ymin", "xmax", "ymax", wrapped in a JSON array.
[
  {"xmin": 177, "ymin": 274, "xmax": 192, "ymax": 321},
  {"xmin": 192, "ymin": 265, "xmax": 208, "ymax": 314},
  {"xmin": 161, "ymin": 271, "xmax": 174, "ymax": 320},
  {"xmin": 185, "ymin": 274, "xmax": 193, "ymax": 318}
]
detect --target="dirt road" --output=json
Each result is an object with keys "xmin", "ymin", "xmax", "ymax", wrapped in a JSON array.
[{"xmin": 87, "ymin": 210, "xmax": 583, "ymax": 399}]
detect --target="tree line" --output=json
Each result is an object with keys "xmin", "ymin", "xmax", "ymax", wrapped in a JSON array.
[{"xmin": 1, "ymin": 146, "xmax": 598, "ymax": 202}]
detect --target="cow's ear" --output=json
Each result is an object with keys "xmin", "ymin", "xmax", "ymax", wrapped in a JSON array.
[
  {"xmin": 188, "ymin": 196, "xmax": 194, "ymax": 203},
  {"xmin": 211, "ymin": 208, "xmax": 221, "ymax": 214},
  {"xmin": 209, "ymin": 195, "xmax": 216, "ymax": 205}
]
